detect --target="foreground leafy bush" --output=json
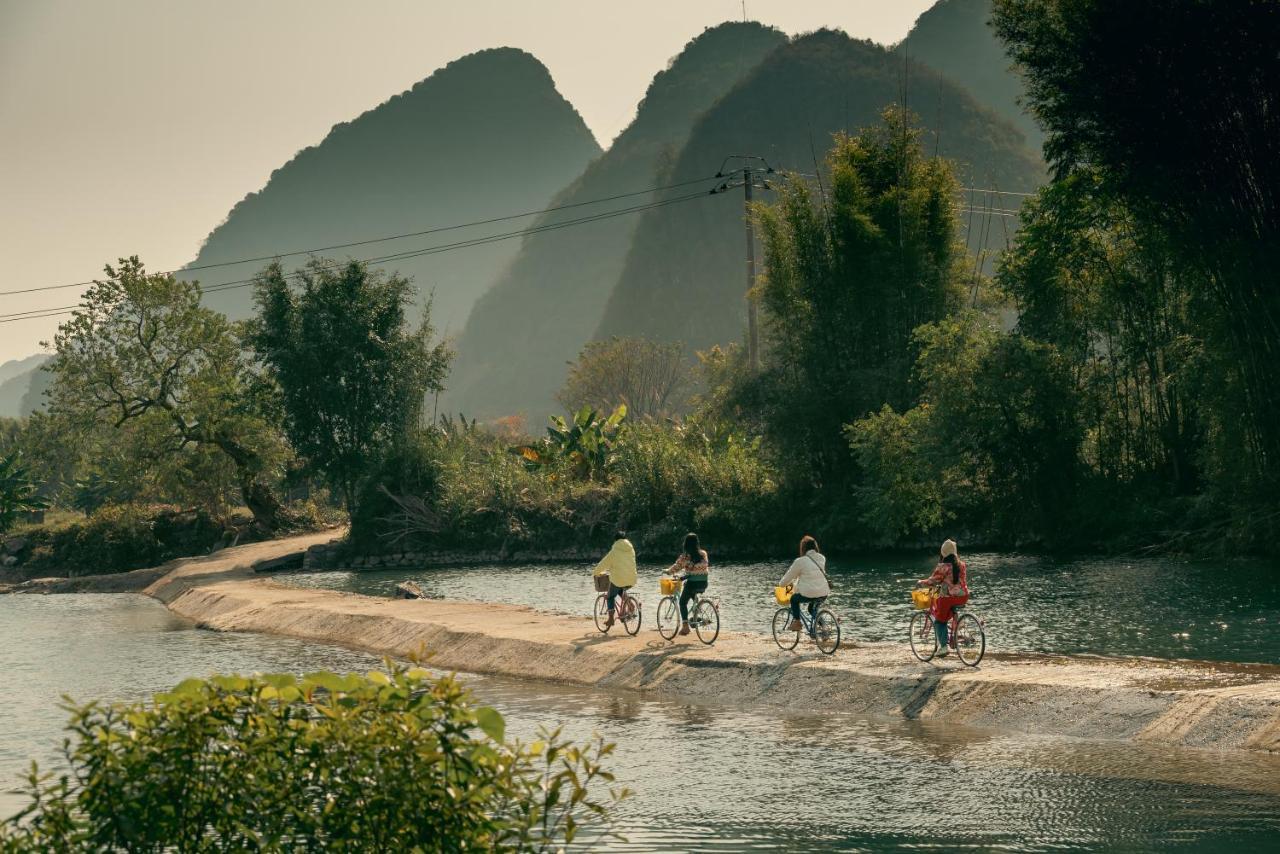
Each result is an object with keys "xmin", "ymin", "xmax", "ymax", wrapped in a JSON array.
[{"xmin": 0, "ymin": 666, "xmax": 624, "ymax": 852}]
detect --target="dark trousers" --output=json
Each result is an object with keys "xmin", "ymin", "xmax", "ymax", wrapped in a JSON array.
[
  {"xmin": 606, "ymin": 584, "xmax": 630, "ymax": 614},
  {"xmin": 678, "ymin": 576, "xmax": 708, "ymax": 621},
  {"xmin": 790, "ymin": 594, "xmax": 824, "ymax": 622}
]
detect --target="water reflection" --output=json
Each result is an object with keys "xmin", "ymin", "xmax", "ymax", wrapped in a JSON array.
[
  {"xmin": 284, "ymin": 552, "xmax": 1280, "ymax": 664},
  {"xmin": 472, "ymin": 669, "xmax": 1280, "ymax": 851},
  {"xmin": 2, "ymin": 593, "xmax": 1279, "ymax": 851}
]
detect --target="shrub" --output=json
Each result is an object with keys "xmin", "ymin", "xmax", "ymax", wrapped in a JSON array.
[
  {"xmin": 349, "ymin": 439, "xmax": 444, "ymax": 552},
  {"xmin": 0, "ymin": 450, "xmax": 47, "ymax": 534},
  {"xmin": 46, "ymin": 504, "xmax": 166, "ymax": 574},
  {"xmin": 613, "ymin": 421, "xmax": 783, "ymax": 554},
  {"xmin": 847, "ymin": 404, "xmax": 946, "ymax": 544},
  {"xmin": 9, "ymin": 503, "xmax": 332, "ymax": 579},
  {"xmin": 0, "ymin": 665, "xmax": 624, "ymax": 851},
  {"xmin": 348, "ymin": 414, "xmax": 788, "ymax": 558}
]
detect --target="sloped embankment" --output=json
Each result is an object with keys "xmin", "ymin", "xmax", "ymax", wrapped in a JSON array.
[{"xmin": 140, "ymin": 534, "xmax": 1280, "ymax": 754}]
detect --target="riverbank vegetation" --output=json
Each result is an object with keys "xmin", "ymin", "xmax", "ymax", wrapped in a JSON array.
[{"xmin": 0, "ymin": 665, "xmax": 623, "ymax": 850}]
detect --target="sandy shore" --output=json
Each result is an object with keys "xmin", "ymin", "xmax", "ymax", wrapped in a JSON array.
[{"xmin": 74, "ymin": 531, "xmax": 1271, "ymax": 754}]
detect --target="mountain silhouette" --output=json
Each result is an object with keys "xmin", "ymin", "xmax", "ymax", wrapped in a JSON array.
[
  {"xmin": 593, "ymin": 29, "xmax": 1044, "ymax": 356},
  {"xmin": 0, "ymin": 354, "xmax": 51, "ymax": 418},
  {"xmin": 446, "ymin": 22, "xmax": 786, "ymax": 420},
  {"xmin": 187, "ymin": 48, "xmax": 600, "ymax": 335},
  {"xmin": 904, "ymin": 0, "xmax": 1042, "ymax": 150}
]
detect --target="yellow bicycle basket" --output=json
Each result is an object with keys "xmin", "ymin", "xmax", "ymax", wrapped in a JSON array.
[
  {"xmin": 774, "ymin": 584, "xmax": 794, "ymax": 605},
  {"xmin": 660, "ymin": 576, "xmax": 683, "ymax": 596},
  {"xmin": 910, "ymin": 589, "xmax": 934, "ymax": 610}
]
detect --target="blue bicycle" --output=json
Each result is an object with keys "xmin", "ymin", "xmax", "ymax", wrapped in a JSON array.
[{"xmin": 771, "ymin": 585, "xmax": 841, "ymax": 654}]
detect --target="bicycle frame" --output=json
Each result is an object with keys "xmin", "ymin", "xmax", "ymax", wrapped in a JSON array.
[
  {"xmin": 657, "ymin": 576, "xmax": 719, "ymax": 642},
  {"xmin": 595, "ymin": 586, "xmax": 642, "ymax": 636},
  {"xmin": 772, "ymin": 595, "xmax": 841, "ymax": 655},
  {"xmin": 910, "ymin": 596, "xmax": 985, "ymax": 666},
  {"xmin": 791, "ymin": 598, "xmax": 829, "ymax": 637},
  {"xmin": 915, "ymin": 610, "xmax": 961, "ymax": 647},
  {"xmin": 614, "ymin": 589, "xmax": 637, "ymax": 617}
]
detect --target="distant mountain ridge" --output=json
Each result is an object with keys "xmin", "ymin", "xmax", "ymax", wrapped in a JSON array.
[
  {"xmin": 0, "ymin": 354, "xmax": 51, "ymax": 418},
  {"xmin": 187, "ymin": 48, "xmax": 601, "ymax": 334},
  {"xmin": 446, "ymin": 22, "xmax": 787, "ymax": 420},
  {"xmin": 594, "ymin": 28, "xmax": 1045, "ymax": 352},
  {"xmin": 153, "ymin": 5, "xmax": 1048, "ymax": 424},
  {"xmin": 903, "ymin": 0, "xmax": 1043, "ymax": 150}
]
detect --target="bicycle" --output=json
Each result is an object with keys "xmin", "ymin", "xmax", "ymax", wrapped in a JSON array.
[
  {"xmin": 771, "ymin": 585, "xmax": 841, "ymax": 655},
  {"xmin": 593, "ymin": 578, "xmax": 642, "ymax": 636},
  {"xmin": 909, "ymin": 587, "xmax": 985, "ymax": 666},
  {"xmin": 655, "ymin": 576, "xmax": 719, "ymax": 644}
]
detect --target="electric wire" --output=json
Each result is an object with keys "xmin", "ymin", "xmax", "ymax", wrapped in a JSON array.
[
  {"xmin": 0, "ymin": 174, "xmax": 723, "ymax": 298},
  {"xmin": 0, "ymin": 189, "xmax": 717, "ymax": 324},
  {"xmin": 1, "ymin": 168, "xmax": 1035, "ymax": 325}
]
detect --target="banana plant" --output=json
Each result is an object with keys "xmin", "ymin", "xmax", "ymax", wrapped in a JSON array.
[
  {"xmin": 71, "ymin": 470, "xmax": 123, "ymax": 516},
  {"xmin": 0, "ymin": 449, "xmax": 48, "ymax": 533},
  {"xmin": 510, "ymin": 404, "xmax": 627, "ymax": 481}
]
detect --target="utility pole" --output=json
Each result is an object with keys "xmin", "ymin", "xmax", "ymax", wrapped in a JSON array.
[
  {"xmin": 743, "ymin": 167, "xmax": 759, "ymax": 372},
  {"xmin": 711, "ymin": 156, "xmax": 774, "ymax": 373}
]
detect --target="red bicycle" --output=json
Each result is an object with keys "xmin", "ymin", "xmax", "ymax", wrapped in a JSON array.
[
  {"xmin": 593, "ymin": 576, "xmax": 642, "ymax": 636},
  {"xmin": 909, "ymin": 587, "xmax": 985, "ymax": 666}
]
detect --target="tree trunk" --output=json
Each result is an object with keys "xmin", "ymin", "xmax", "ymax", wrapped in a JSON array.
[
  {"xmin": 239, "ymin": 471, "xmax": 286, "ymax": 535},
  {"xmin": 210, "ymin": 432, "xmax": 285, "ymax": 534}
]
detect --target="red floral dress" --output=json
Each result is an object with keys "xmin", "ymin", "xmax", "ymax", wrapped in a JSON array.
[{"xmin": 923, "ymin": 561, "xmax": 969, "ymax": 623}]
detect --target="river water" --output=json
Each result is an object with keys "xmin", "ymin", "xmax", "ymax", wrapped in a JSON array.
[
  {"xmin": 3, "ymin": 590, "xmax": 1280, "ymax": 851},
  {"xmin": 282, "ymin": 552, "xmax": 1280, "ymax": 664}
]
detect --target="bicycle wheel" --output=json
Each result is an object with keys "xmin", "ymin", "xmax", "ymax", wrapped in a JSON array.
[
  {"xmin": 772, "ymin": 607, "xmax": 799, "ymax": 650},
  {"xmin": 623, "ymin": 596, "xmax": 642, "ymax": 636},
  {"xmin": 909, "ymin": 610, "xmax": 937, "ymax": 662},
  {"xmin": 594, "ymin": 594, "xmax": 611, "ymax": 633},
  {"xmin": 656, "ymin": 596, "xmax": 679, "ymax": 640},
  {"xmin": 954, "ymin": 612, "xmax": 985, "ymax": 667},
  {"xmin": 693, "ymin": 599, "xmax": 720, "ymax": 645},
  {"xmin": 814, "ymin": 608, "xmax": 840, "ymax": 655}
]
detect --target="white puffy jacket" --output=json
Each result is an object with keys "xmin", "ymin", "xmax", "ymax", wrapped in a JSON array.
[{"xmin": 779, "ymin": 550, "xmax": 831, "ymax": 598}]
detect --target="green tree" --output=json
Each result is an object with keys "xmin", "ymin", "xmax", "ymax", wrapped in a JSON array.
[
  {"xmin": 746, "ymin": 107, "xmax": 966, "ymax": 487},
  {"xmin": 45, "ymin": 258, "xmax": 287, "ymax": 532},
  {"xmin": 558, "ymin": 337, "xmax": 692, "ymax": 421},
  {"xmin": 0, "ymin": 449, "xmax": 47, "ymax": 533},
  {"xmin": 0, "ymin": 417, "xmax": 20, "ymax": 451},
  {"xmin": 998, "ymin": 172, "xmax": 1206, "ymax": 495},
  {"xmin": 248, "ymin": 260, "xmax": 452, "ymax": 514},
  {"xmin": 846, "ymin": 404, "xmax": 946, "ymax": 544},
  {"xmin": 993, "ymin": 0, "xmax": 1280, "ymax": 487},
  {"xmin": 0, "ymin": 665, "xmax": 624, "ymax": 851}
]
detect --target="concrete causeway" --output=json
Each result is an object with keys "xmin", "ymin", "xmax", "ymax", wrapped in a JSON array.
[{"xmin": 98, "ymin": 531, "xmax": 1278, "ymax": 755}]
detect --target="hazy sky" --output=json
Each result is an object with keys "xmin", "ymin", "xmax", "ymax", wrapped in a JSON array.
[{"xmin": 0, "ymin": 0, "xmax": 935, "ymax": 363}]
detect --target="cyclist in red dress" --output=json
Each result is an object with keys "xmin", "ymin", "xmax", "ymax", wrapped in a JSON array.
[{"xmin": 917, "ymin": 539, "xmax": 968, "ymax": 656}]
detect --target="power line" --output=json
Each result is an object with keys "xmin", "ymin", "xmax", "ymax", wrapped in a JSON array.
[
  {"xmin": 1, "ymin": 166, "xmax": 1036, "ymax": 327},
  {"xmin": 956, "ymin": 207, "xmax": 1021, "ymax": 218},
  {"xmin": 959, "ymin": 187, "xmax": 1035, "ymax": 197},
  {"xmin": 0, "ymin": 174, "xmax": 722, "ymax": 298},
  {"xmin": 0, "ymin": 189, "xmax": 717, "ymax": 324},
  {"xmin": 1, "ymin": 190, "xmax": 712, "ymax": 320}
]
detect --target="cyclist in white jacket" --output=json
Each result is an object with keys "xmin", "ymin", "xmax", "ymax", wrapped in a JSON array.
[{"xmin": 778, "ymin": 535, "xmax": 831, "ymax": 632}]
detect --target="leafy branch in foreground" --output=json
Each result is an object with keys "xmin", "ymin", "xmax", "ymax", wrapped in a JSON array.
[{"xmin": 0, "ymin": 664, "xmax": 626, "ymax": 852}]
